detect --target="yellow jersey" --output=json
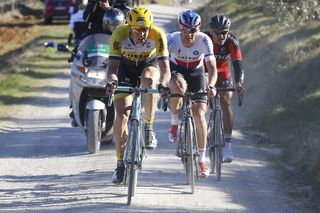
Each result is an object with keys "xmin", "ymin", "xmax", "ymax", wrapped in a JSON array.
[{"xmin": 109, "ymin": 24, "xmax": 168, "ymax": 64}]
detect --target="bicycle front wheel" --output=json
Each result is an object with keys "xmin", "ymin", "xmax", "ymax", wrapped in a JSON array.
[
  {"xmin": 127, "ymin": 120, "xmax": 139, "ymax": 206},
  {"xmin": 185, "ymin": 117, "xmax": 195, "ymax": 194},
  {"xmin": 214, "ymin": 110, "xmax": 224, "ymax": 181},
  {"xmin": 207, "ymin": 112, "xmax": 215, "ymax": 174}
]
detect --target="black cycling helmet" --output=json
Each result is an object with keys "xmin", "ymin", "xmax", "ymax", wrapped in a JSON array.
[
  {"xmin": 102, "ymin": 8, "xmax": 125, "ymax": 33},
  {"xmin": 209, "ymin": 14, "xmax": 231, "ymax": 30}
]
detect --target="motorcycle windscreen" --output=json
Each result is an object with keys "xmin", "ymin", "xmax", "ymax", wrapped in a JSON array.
[{"xmin": 78, "ymin": 33, "xmax": 111, "ymax": 67}]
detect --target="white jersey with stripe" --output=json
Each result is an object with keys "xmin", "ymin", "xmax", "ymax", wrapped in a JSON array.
[{"xmin": 167, "ymin": 31, "xmax": 215, "ymax": 69}]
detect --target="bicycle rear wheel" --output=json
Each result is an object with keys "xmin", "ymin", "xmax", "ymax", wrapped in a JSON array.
[
  {"xmin": 207, "ymin": 112, "xmax": 215, "ymax": 174},
  {"xmin": 214, "ymin": 111, "xmax": 223, "ymax": 181},
  {"xmin": 127, "ymin": 120, "xmax": 139, "ymax": 205},
  {"xmin": 185, "ymin": 117, "xmax": 195, "ymax": 194}
]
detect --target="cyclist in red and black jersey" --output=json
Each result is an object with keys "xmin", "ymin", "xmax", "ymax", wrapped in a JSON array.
[{"xmin": 205, "ymin": 14, "xmax": 245, "ymax": 163}]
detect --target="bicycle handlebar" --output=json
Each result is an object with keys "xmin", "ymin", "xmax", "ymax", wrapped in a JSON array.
[
  {"xmin": 117, "ymin": 86, "xmax": 159, "ymax": 94},
  {"xmin": 216, "ymin": 87, "xmax": 236, "ymax": 92}
]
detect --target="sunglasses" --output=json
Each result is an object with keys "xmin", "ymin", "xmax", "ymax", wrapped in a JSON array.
[
  {"xmin": 131, "ymin": 27, "xmax": 150, "ymax": 33},
  {"xmin": 180, "ymin": 28, "xmax": 199, "ymax": 34},
  {"xmin": 213, "ymin": 30, "xmax": 229, "ymax": 36}
]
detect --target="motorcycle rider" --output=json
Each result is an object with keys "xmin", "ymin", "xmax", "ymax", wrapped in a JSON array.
[{"xmin": 69, "ymin": 8, "xmax": 125, "ymax": 127}]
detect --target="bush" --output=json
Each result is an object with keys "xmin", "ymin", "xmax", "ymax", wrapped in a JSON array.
[{"xmin": 239, "ymin": 0, "xmax": 320, "ymax": 26}]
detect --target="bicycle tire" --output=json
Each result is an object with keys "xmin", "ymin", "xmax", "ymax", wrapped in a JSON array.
[
  {"xmin": 127, "ymin": 120, "xmax": 139, "ymax": 206},
  {"xmin": 191, "ymin": 117, "xmax": 200, "ymax": 180},
  {"xmin": 207, "ymin": 111, "xmax": 215, "ymax": 174},
  {"xmin": 185, "ymin": 117, "xmax": 195, "ymax": 194},
  {"xmin": 214, "ymin": 110, "xmax": 223, "ymax": 181}
]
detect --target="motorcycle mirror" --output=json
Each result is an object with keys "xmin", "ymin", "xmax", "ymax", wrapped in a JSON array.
[
  {"xmin": 57, "ymin": 44, "xmax": 69, "ymax": 52},
  {"xmin": 44, "ymin": 41, "xmax": 54, "ymax": 48}
]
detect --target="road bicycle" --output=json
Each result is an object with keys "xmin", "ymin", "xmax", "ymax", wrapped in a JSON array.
[
  {"xmin": 207, "ymin": 87, "xmax": 238, "ymax": 181},
  {"xmin": 169, "ymin": 91, "xmax": 207, "ymax": 194},
  {"xmin": 116, "ymin": 86, "xmax": 158, "ymax": 206}
]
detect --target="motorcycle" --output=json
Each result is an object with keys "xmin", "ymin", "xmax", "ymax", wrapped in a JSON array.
[{"xmin": 45, "ymin": 33, "xmax": 115, "ymax": 154}]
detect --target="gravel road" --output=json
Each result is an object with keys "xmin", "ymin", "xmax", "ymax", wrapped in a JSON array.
[{"xmin": 0, "ymin": 3, "xmax": 309, "ymax": 213}]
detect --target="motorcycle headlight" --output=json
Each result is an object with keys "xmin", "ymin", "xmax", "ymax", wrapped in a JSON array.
[{"xmin": 86, "ymin": 66, "xmax": 106, "ymax": 80}]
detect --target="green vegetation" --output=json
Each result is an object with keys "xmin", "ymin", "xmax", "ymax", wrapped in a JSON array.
[
  {"xmin": 0, "ymin": 23, "xmax": 70, "ymax": 119},
  {"xmin": 198, "ymin": 0, "xmax": 320, "ymax": 202}
]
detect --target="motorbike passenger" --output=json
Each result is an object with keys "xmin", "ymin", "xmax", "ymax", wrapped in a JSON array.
[
  {"xmin": 83, "ymin": 0, "xmax": 130, "ymax": 35},
  {"xmin": 167, "ymin": 10, "xmax": 218, "ymax": 178},
  {"xmin": 69, "ymin": 8, "xmax": 125, "ymax": 127}
]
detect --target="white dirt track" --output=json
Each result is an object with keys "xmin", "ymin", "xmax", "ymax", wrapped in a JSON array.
[{"xmin": 0, "ymin": 3, "xmax": 309, "ymax": 213}]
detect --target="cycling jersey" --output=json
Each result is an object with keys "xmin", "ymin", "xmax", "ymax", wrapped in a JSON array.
[
  {"xmin": 167, "ymin": 31, "xmax": 215, "ymax": 70},
  {"xmin": 109, "ymin": 24, "xmax": 168, "ymax": 66},
  {"xmin": 167, "ymin": 31, "xmax": 214, "ymax": 102},
  {"xmin": 204, "ymin": 31, "xmax": 243, "ymax": 83}
]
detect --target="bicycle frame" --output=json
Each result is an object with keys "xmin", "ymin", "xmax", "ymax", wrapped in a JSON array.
[
  {"xmin": 171, "ymin": 92, "xmax": 207, "ymax": 193},
  {"xmin": 116, "ymin": 86, "xmax": 158, "ymax": 205},
  {"xmin": 123, "ymin": 89, "xmax": 144, "ymax": 167},
  {"xmin": 207, "ymin": 87, "xmax": 235, "ymax": 181}
]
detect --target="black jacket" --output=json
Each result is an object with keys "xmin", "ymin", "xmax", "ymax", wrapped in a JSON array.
[{"xmin": 83, "ymin": 0, "xmax": 129, "ymax": 35}]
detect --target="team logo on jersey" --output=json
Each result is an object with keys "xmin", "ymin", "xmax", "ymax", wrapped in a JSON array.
[
  {"xmin": 193, "ymin": 50, "xmax": 199, "ymax": 55},
  {"xmin": 215, "ymin": 54, "xmax": 230, "ymax": 60},
  {"xmin": 113, "ymin": 41, "xmax": 120, "ymax": 50},
  {"xmin": 158, "ymin": 38, "xmax": 164, "ymax": 52}
]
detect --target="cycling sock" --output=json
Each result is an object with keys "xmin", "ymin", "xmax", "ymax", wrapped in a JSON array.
[
  {"xmin": 145, "ymin": 116, "xmax": 154, "ymax": 126},
  {"xmin": 199, "ymin": 149, "xmax": 206, "ymax": 163},
  {"xmin": 171, "ymin": 114, "xmax": 179, "ymax": 125},
  {"xmin": 117, "ymin": 160, "xmax": 124, "ymax": 167},
  {"xmin": 117, "ymin": 153, "xmax": 124, "ymax": 161},
  {"xmin": 224, "ymin": 142, "xmax": 231, "ymax": 149}
]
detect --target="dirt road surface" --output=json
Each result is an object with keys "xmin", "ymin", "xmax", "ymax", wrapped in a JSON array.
[{"xmin": 0, "ymin": 3, "xmax": 309, "ymax": 213}]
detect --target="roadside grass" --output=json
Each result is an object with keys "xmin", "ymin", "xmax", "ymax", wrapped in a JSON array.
[
  {"xmin": 0, "ymin": 23, "xmax": 70, "ymax": 119},
  {"xmin": 198, "ymin": 0, "xmax": 320, "ymax": 207}
]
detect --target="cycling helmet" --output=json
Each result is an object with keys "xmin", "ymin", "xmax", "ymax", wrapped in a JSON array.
[
  {"xmin": 209, "ymin": 14, "xmax": 231, "ymax": 30},
  {"xmin": 127, "ymin": 7, "xmax": 153, "ymax": 28},
  {"xmin": 102, "ymin": 8, "xmax": 125, "ymax": 32},
  {"xmin": 178, "ymin": 10, "xmax": 201, "ymax": 29}
]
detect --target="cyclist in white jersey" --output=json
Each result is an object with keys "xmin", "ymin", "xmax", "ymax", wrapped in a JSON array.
[{"xmin": 167, "ymin": 10, "xmax": 218, "ymax": 178}]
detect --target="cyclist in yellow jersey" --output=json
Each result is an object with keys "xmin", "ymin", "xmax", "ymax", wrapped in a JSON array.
[{"xmin": 107, "ymin": 7, "xmax": 171, "ymax": 184}]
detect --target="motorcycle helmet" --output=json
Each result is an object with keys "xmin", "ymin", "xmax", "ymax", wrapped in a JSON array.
[
  {"xmin": 178, "ymin": 10, "xmax": 201, "ymax": 29},
  {"xmin": 102, "ymin": 8, "xmax": 125, "ymax": 33}
]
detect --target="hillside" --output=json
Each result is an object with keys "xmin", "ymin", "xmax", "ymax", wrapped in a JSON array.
[{"xmin": 197, "ymin": 0, "xmax": 320, "ymax": 200}]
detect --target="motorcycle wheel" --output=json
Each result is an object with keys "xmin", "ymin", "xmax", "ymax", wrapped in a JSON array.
[
  {"xmin": 101, "ymin": 100, "xmax": 115, "ymax": 145},
  {"xmin": 86, "ymin": 110, "xmax": 102, "ymax": 154}
]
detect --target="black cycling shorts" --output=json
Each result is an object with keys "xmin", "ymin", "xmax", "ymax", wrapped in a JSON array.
[
  {"xmin": 116, "ymin": 57, "xmax": 158, "ymax": 95},
  {"xmin": 170, "ymin": 61, "xmax": 207, "ymax": 102}
]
